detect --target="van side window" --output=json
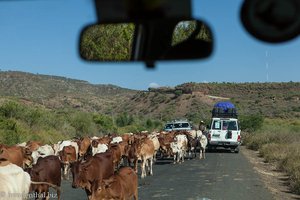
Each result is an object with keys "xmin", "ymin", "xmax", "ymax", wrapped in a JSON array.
[{"xmin": 212, "ymin": 120, "xmax": 221, "ymax": 130}]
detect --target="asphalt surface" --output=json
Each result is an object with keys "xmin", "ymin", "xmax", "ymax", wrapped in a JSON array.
[{"xmin": 44, "ymin": 149, "xmax": 273, "ymax": 200}]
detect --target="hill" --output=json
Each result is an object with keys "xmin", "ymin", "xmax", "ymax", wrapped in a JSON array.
[
  {"xmin": 0, "ymin": 71, "xmax": 299, "ymax": 122},
  {"xmin": 0, "ymin": 71, "xmax": 136, "ymax": 114}
]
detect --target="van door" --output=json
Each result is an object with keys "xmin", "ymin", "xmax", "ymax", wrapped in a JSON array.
[{"xmin": 221, "ymin": 120, "xmax": 240, "ymax": 143}]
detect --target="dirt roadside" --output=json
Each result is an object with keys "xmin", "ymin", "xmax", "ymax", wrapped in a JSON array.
[{"xmin": 241, "ymin": 146, "xmax": 300, "ymax": 200}]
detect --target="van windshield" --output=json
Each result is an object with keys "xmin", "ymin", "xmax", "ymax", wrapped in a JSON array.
[
  {"xmin": 165, "ymin": 123, "xmax": 173, "ymax": 129},
  {"xmin": 174, "ymin": 123, "xmax": 189, "ymax": 128}
]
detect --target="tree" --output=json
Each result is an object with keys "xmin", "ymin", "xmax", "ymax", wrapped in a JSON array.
[{"xmin": 93, "ymin": 114, "xmax": 116, "ymax": 133}]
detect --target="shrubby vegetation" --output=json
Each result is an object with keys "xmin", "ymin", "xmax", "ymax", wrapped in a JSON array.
[
  {"xmin": 0, "ymin": 100, "xmax": 163, "ymax": 145},
  {"xmin": 239, "ymin": 114, "xmax": 264, "ymax": 133},
  {"xmin": 243, "ymin": 118, "xmax": 300, "ymax": 194}
]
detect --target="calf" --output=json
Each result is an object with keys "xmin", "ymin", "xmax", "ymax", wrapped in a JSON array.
[
  {"xmin": 91, "ymin": 167, "xmax": 138, "ymax": 200},
  {"xmin": 27, "ymin": 155, "xmax": 61, "ymax": 200},
  {"xmin": 71, "ymin": 152, "xmax": 114, "ymax": 199}
]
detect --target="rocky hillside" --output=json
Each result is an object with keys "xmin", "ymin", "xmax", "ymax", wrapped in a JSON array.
[
  {"xmin": 0, "ymin": 71, "xmax": 136, "ymax": 113},
  {"xmin": 1, "ymin": 71, "xmax": 299, "ymax": 121}
]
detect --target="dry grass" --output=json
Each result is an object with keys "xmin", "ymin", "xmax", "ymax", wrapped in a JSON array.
[{"xmin": 244, "ymin": 118, "xmax": 300, "ymax": 194}]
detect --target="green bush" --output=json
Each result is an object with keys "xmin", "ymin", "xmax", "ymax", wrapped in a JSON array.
[{"xmin": 240, "ymin": 115, "xmax": 264, "ymax": 132}]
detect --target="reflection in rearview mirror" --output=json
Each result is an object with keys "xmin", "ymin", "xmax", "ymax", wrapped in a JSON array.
[
  {"xmin": 80, "ymin": 23, "xmax": 135, "ymax": 61},
  {"xmin": 79, "ymin": 20, "xmax": 213, "ymax": 62},
  {"xmin": 172, "ymin": 21, "xmax": 212, "ymax": 46}
]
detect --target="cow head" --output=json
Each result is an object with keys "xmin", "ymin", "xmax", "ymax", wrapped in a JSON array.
[
  {"xmin": 78, "ymin": 137, "xmax": 91, "ymax": 158},
  {"xmin": 90, "ymin": 176, "xmax": 117, "ymax": 200},
  {"xmin": 70, "ymin": 160, "xmax": 91, "ymax": 191}
]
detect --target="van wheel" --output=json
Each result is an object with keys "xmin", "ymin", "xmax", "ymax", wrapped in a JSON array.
[{"xmin": 234, "ymin": 147, "xmax": 239, "ymax": 153}]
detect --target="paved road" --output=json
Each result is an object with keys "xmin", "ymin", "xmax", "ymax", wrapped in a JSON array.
[{"xmin": 47, "ymin": 149, "xmax": 273, "ymax": 200}]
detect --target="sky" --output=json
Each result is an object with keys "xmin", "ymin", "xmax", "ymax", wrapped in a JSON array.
[{"xmin": 0, "ymin": 0, "xmax": 299, "ymax": 90}]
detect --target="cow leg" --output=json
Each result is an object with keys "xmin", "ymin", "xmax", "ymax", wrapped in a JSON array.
[
  {"xmin": 56, "ymin": 186, "xmax": 61, "ymax": 200},
  {"xmin": 173, "ymin": 153, "xmax": 176, "ymax": 164},
  {"xmin": 134, "ymin": 159, "xmax": 138, "ymax": 173},
  {"xmin": 141, "ymin": 159, "xmax": 146, "ymax": 178},
  {"xmin": 199, "ymin": 148, "xmax": 203, "ymax": 159},
  {"xmin": 149, "ymin": 158, "xmax": 153, "ymax": 176},
  {"xmin": 134, "ymin": 188, "xmax": 138, "ymax": 200},
  {"xmin": 63, "ymin": 163, "xmax": 70, "ymax": 180},
  {"xmin": 153, "ymin": 150, "xmax": 157, "ymax": 162},
  {"xmin": 203, "ymin": 149, "xmax": 206, "ymax": 159}
]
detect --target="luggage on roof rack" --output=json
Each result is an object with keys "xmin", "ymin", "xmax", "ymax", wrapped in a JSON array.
[{"xmin": 212, "ymin": 101, "xmax": 238, "ymax": 118}]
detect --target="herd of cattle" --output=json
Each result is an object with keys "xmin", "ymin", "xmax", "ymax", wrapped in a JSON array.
[{"xmin": 0, "ymin": 130, "xmax": 208, "ymax": 200}]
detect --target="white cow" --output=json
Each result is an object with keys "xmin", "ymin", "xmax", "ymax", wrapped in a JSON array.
[
  {"xmin": 0, "ymin": 162, "xmax": 61, "ymax": 200},
  {"xmin": 31, "ymin": 144, "xmax": 55, "ymax": 164},
  {"xmin": 110, "ymin": 136, "xmax": 123, "ymax": 144},
  {"xmin": 92, "ymin": 143, "xmax": 108, "ymax": 156},
  {"xmin": 170, "ymin": 134, "xmax": 188, "ymax": 164},
  {"xmin": 0, "ymin": 162, "xmax": 31, "ymax": 200},
  {"xmin": 53, "ymin": 140, "xmax": 79, "ymax": 160},
  {"xmin": 198, "ymin": 133, "xmax": 208, "ymax": 159},
  {"xmin": 188, "ymin": 130, "xmax": 203, "ymax": 139}
]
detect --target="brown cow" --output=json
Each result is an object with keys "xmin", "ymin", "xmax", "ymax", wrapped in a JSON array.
[
  {"xmin": 0, "ymin": 145, "xmax": 32, "ymax": 168},
  {"xmin": 158, "ymin": 133, "xmax": 175, "ymax": 158},
  {"xmin": 125, "ymin": 137, "xmax": 155, "ymax": 178},
  {"xmin": 108, "ymin": 143, "xmax": 122, "ymax": 170},
  {"xmin": 91, "ymin": 167, "xmax": 138, "ymax": 200},
  {"xmin": 27, "ymin": 155, "xmax": 61, "ymax": 200},
  {"xmin": 138, "ymin": 138, "xmax": 155, "ymax": 178},
  {"xmin": 59, "ymin": 145, "xmax": 76, "ymax": 180},
  {"xmin": 77, "ymin": 136, "xmax": 92, "ymax": 159},
  {"xmin": 71, "ymin": 151, "xmax": 114, "ymax": 199}
]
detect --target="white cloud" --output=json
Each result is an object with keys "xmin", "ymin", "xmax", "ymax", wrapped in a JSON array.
[{"xmin": 149, "ymin": 82, "xmax": 160, "ymax": 88}]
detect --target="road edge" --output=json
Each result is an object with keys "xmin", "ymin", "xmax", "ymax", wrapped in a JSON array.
[{"xmin": 240, "ymin": 145, "xmax": 300, "ymax": 200}]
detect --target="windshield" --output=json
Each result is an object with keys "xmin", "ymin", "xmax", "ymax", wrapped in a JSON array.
[
  {"xmin": 165, "ymin": 123, "xmax": 173, "ymax": 129},
  {"xmin": 173, "ymin": 122, "xmax": 190, "ymax": 129},
  {"xmin": 1, "ymin": 1, "xmax": 299, "ymax": 200}
]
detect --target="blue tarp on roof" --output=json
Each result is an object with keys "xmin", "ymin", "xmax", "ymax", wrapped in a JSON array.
[{"xmin": 214, "ymin": 101, "xmax": 235, "ymax": 111}]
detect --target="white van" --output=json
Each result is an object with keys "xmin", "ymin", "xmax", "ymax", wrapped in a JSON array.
[
  {"xmin": 164, "ymin": 120, "xmax": 193, "ymax": 132},
  {"xmin": 207, "ymin": 117, "xmax": 241, "ymax": 153}
]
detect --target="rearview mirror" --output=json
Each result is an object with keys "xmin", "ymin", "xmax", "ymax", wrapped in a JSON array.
[{"xmin": 79, "ymin": 19, "xmax": 213, "ymax": 65}]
